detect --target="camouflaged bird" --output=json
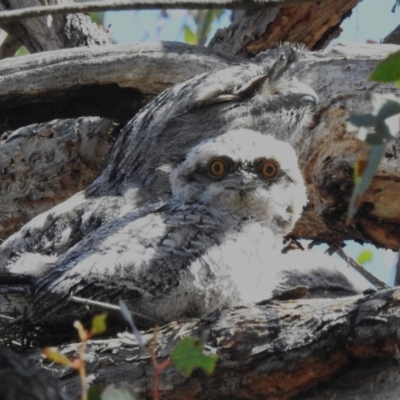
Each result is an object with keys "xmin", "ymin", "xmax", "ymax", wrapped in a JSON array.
[
  {"xmin": 28, "ymin": 130, "xmax": 363, "ymax": 325},
  {"xmin": 0, "ymin": 46, "xmax": 366, "ymax": 326},
  {"xmin": 0, "ymin": 45, "xmax": 317, "ymax": 273}
]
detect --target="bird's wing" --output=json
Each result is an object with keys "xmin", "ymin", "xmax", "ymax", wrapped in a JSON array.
[
  {"xmin": 32, "ymin": 202, "xmax": 227, "ymax": 323},
  {"xmin": 0, "ymin": 191, "xmax": 124, "ymax": 274}
]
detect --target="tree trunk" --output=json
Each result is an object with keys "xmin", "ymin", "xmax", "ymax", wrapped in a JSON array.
[
  {"xmin": 0, "ymin": 0, "xmax": 110, "ymax": 55},
  {"xmin": 208, "ymin": 0, "xmax": 362, "ymax": 56}
]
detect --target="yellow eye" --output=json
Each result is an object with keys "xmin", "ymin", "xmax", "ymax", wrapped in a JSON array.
[
  {"xmin": 260, "ymin": 160, "xmax": 278, "ymax": 178},
  {"xmin": 209, "ymin": 159, "xmax": 227, "ymax": 177}
]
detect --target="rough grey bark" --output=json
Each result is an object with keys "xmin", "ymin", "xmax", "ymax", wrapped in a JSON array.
[
  {"xmin": 0, "ymin": 0, "xmax": 110, "ymax": 54},
  {"xmin": 25, "ymin": 288, "xmax": 400, "ymax": 400},
  {"xmin": 0, "ymin": 117, "xmax": 118, "ymax": 240},
  {"xmin": 208, "ymin": 0, "xmax": 361, "ymax": 56},
  {"xmin": 0, "ymin": 42, "xmax": 240, "ymax": 133}
]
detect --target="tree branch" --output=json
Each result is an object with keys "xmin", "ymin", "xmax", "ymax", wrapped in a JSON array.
[
  {"xmin": 0, "ymin": 0, "xmax": 111, "ymax": 54},
  {"xmin": 0, "ymin": 33, "xmax": 21, "ymax": 59},
  {"xmin": 0, "ymin": 0, "xmax": 331, "ymax": 23},
  {"xmin": 208, "ymin": 0, "xmax": 361, "ymax": 54},
  {"xmin": 25, "ymin": 288, "xmax": 400, "ymax": 400}
]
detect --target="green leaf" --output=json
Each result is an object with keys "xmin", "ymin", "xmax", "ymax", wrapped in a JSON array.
[
  {"xmin": 183, "ymin": 25, "xmax": 197, "ymax": 45},
  {"xmin": 88, "ymin": 385, "xmax": 103, "ymax": 400},
  {"xmin": 347, "ymin": 94, "xmax": 400, "ymax": 145},
  {"xmin": 348, "ymin": 144, "xmax": 386, "ymax": 219},
  {"xmin": 101, "ymin": 384, "xmax": 139, "ymax": 400},
  {"xmin": 15, "ymin": 46, "xmax": 29, "ymax": 57},
  {"xmin": 170, "ymin": 335, "xmax": 218, "ymax": 377},
  {"xmin": 90, "ymin": 12, "xmax": 104, "ymax": 25},
  {"xmin": 369, "ymin": 50, "xmax": 400, "ymax": 82},
  {"xmin": 91, "ymin": 313, "xmax": 108, "ymax": 336},
  {"xmin": 357, "ymin": 250, "xmax": 373, "ymax": 265},
  {"xmin": 372, "ymin": 93, "xmax": 400, "ymax": 122},
  {"xmin": 41, "ymin": 347, "xmax": 72, "ymax": 367},
  {"xmin": 347, "ymin": 114, "xmax": 377, "ymax": 129}
]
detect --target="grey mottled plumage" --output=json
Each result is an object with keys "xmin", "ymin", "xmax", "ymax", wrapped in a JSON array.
[
  {"xmin": 0, "ymin": 46, "xmax": 366, "ymax": 327},
  {"xmin": 9, "ymin": 129, "xmax": 362, "ymax": 326},
  {"xmin": 31, "ymin": 130, "xmax": 308, "ymax": 323},
  {"xmin": 0, "ymin": 45, "xmax": 317, "ymax": 270}
]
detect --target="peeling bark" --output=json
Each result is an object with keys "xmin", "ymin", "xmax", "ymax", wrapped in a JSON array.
[
  {"xmin": 22, "ymin": 288, "xmax": 400, "ymax": 400},
  {"xmin": 290, "ymin": 43, "xmax": 400, "ymax": 249},
  {"xmin": 208, "ymin": 0, "xmax": 361, "ymax": 56}
]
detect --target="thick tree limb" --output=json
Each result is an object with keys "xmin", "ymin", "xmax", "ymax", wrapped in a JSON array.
[
  {"xmin": 0, "ymin": 42, "xmax": 239, "ymax": 132},
  {"xmin": 0, "ymin": 33, "xmax": 21, "ymax": 58},
  {"xmin": 0, "ymin": 0, "xmax": 111, "ymax": 53},
  {"xmin": 208, "ymin": 0, "xmax": 361, "ymax": 54},
  {"xmin": 26, "ymin": 288, "xmax": 400, "ymax": 399},
  {"xmin": 0, "ymin": 0, "xmax": 333, "ymax": 23}
]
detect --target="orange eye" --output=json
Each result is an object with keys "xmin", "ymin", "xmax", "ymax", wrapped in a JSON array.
[
  {"xmin": 260, "ymin": 160, "xmax": 278, "ymax": 178},
  {"xmin": 209, "ymin": 159, "xmax": 227, "ymax": 177}
]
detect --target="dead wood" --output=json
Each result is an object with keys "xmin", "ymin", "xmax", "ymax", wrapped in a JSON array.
[
  {"xmin": 26, "ymin": 288, "xmax": 400, "ymax": 400},
  {"xmin": 208, "ymin": 0, "xmax": 362, "ymax": 56},
  {"xmin": 0, "ymin": 42, "xmax": 239, "ymax": 132}
]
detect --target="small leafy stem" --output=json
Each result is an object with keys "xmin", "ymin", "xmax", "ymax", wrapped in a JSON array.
[{"xmin": 149, "ymin": 327, "xmax": 171, "ymax": 400}]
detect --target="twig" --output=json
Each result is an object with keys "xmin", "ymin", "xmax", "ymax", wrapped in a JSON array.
[
  {"xmin": 328, "ymin": 246, "xmax": 390, "ymax": 290},
  {"xmin": 0, "ymin": 34, "xmax": 22, "ymax": 59},
  {"xmin": 0, "ymin": 0, "xmax": 331, "ymax": 23},
  {"xmin": 0, "ymin": 314, "xmax": 14, "ymax": 320},
  {"xmin": 78, "ymin": 340, "xmax": 88, "ymax": 400},
  {"xmin": 149, "ymin": 327, "xmax": 171, "ymax": 400},
  {"xmin": 69, "ymin": 295, "xmax": 158, "ymax": 322}
]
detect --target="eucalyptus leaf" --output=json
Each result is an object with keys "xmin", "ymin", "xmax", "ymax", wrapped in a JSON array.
[
  {"xmin": 347, "ymin": 114, "xmax": 376, "ymax": 130},
  {"xmin": 183, "ymin": 25, "xmax": 197, "ymax": 45},
  {"xmin": 383, "ymin": 113, "xmax": 400, "ymax": 138},
  {"xmin": 373, "ymin": 94, "xmax": 400, "ymax": 120},
  {"xmin": 348, "ymin": 144, "xmax": 386, "ymax": 219}
]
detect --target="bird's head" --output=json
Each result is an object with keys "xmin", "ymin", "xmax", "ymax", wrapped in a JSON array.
[{"xmin": 170, "ymin": 129, "xmax": 307, "ymax": 234}]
